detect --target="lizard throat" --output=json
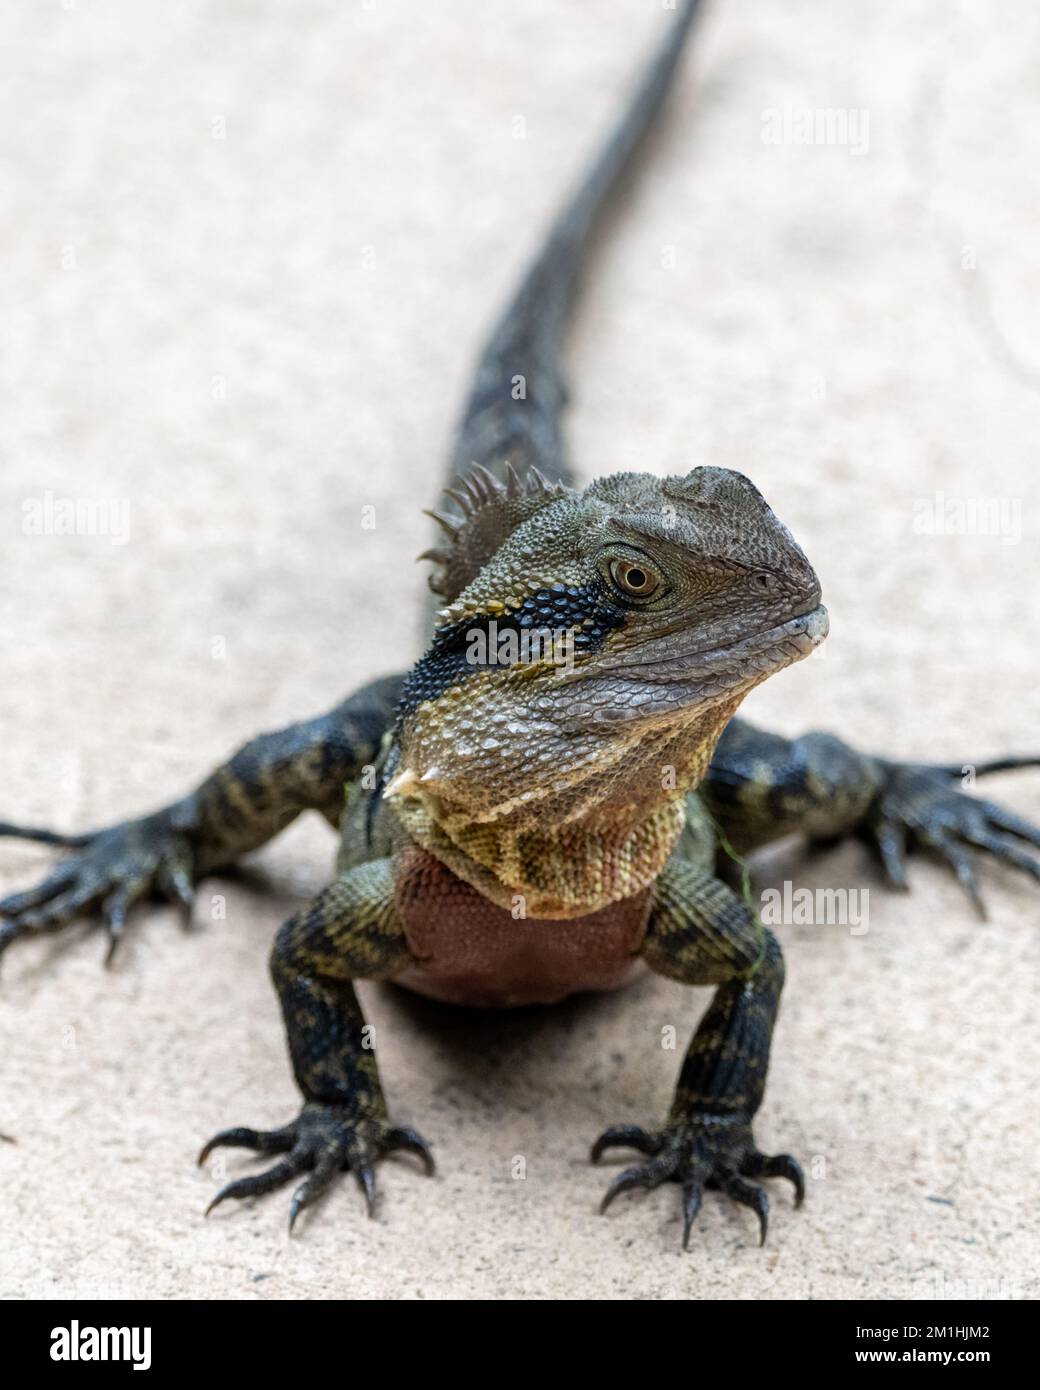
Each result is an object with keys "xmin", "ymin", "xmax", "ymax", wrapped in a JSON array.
[
  {"xmin": 389, "ymin": 792, "xmax": 687, "ymax": 919},
  {"xmin": 386, "ymin": 705, "xmax": 738, "ymax": 918}
]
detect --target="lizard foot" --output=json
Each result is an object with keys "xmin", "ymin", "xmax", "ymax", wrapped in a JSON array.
[
  {"xmin": 592, "ymin": 1115, "xmax": 803, "ymax": 1249},
  {"xmin": 198, "ymin": 1101, "xmax": 434, "ymax": 1231},
  {"xmin": 0, "ymin": 808, "xmax": 197, "ymax": 965},
  {"xmin": 866, "ymin": 756, "xmax": 1040, "ymax": 918}
]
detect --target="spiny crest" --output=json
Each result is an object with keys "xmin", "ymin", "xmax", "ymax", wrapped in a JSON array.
[{"xmin": 418, "ymin": 462, "xmax": 571, "ymax": 601}]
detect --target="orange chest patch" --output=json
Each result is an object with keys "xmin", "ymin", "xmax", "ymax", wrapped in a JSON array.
[{"xmin": 393, "ymin": 845, "xmax": 651, "ymax": 1008}]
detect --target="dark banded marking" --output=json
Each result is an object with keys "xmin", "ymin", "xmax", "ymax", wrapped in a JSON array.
[{"xmin": 396, "ymin": 581, "xmax": 627, "ymax": 720}]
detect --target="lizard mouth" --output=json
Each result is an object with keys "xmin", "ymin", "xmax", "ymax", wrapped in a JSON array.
[
  {"xmin": 564, "ymin": 602, "xmax": 829, "ymax": 685},
  {"xmin": 647, "ymin": 602, "xmax": 828, "ymax": 685},
  {"xmin": 690, "ymin": 601, "xmax": 830, "ymax": 670},
  {"xmin": 656, "ymin": 601, "xmax": 829, "ymax": 681}
]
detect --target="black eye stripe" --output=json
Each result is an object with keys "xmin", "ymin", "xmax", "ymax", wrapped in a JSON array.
[{"xmin": 396, "ymin": 581, "xmax": 626, "ymax": 720}]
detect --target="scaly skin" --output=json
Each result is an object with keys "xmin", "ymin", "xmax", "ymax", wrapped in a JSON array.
[
  {"xmin": 198, "ymin": 860, "xmax": 433, "ymax": 1231},
  {"xmin": 704, "ymin": 719, "xmax": 1040, "ymax": 917},
  {"xmin": 3, "ymin": 1, "xmax": 1039, "ymax": 1249},
  {"xmin": 596, "ymin": 861, "xmax": 801, "ymax": 1248},
  {"xmin": 0, "ymin": 674, "xmax": 403, "ymax": 962}
]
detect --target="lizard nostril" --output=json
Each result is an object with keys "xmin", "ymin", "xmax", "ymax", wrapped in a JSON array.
[{"xmin": 752, "ymin": 571, "xmax": 776, "ymax": 592}]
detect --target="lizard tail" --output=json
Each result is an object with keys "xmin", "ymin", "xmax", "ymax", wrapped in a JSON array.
[{"xmin": 445, "ymin": 0, "xmax": 706, "ymax": 494}]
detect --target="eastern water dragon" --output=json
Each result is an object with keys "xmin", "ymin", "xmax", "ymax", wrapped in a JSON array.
[{"xmin": 3, "ymin": 0, "xmax": 1037, "ymax": 1248}]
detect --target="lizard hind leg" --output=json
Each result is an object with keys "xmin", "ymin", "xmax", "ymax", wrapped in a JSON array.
[{"xmin": 198, "ymin": 859, "xmax": 434, "ymax": 1232}]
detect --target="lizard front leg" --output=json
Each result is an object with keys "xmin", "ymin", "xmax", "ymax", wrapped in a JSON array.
[
  {"xmin": 199, "ymin": 857, "xmax": 433, "ymax": 1230},
  {"xmin": 593, "ymin": 859, "xmax": 802, "ymax": 1249},
  {"xmin": 705, "ymin": 717, "xmax": 1040, "ymax": 916},
  {"xmin": 0, "ymin": 673, "xmax": 403, "ymax": 962}
]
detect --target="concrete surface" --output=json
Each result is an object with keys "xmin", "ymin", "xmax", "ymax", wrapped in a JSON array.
[{"xmin": 1, "ymin": 0, "xmax": 1038, "ymax": 1300}]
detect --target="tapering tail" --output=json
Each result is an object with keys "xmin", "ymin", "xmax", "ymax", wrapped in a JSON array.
[{"xmin": 445, "ymin": 0, "xmax": 705, "ymax": 494}]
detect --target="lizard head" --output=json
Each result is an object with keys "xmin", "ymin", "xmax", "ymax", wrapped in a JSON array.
[{"xmin": 389, "ymin": 465, "xmax": 827, "ymax": 827}]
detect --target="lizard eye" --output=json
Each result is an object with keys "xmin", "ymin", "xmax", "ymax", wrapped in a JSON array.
[{"xmin": 609, "ymin": 557, "xmax": 661, "ymax": 599}]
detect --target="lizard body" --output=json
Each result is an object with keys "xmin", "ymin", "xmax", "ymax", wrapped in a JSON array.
[
  {"xmin": 393, "ymin": 844, "xmax": 652, "ymax": 1008},
  {"xmin": 4, "ymin": 0, "xmax": 1039, "ymax": 1248}
]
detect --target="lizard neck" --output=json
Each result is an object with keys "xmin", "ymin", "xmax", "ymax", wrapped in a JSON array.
[
  {"xmin": 388, "ymin": 708, "xmax": 732, "ymax": 919},
  {"xmin": 391, "ymin": 794, "xmax": 687, "ymax": 920}
]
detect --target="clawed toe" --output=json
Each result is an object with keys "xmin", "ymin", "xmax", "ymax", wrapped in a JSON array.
[
  {"xmin": 590, "ymin": 1124, "xmax": 661, "ymax": 1163},
  {"xmin": 599, "ymin": 1150, "xmax": 678, "ymax": 1213},
  {"xmin": 288, "ymin": 1156, "xmax": 341, "ymax": 1232},
  {"xmin": 719, "ymin": 1173, "xmax": 769, "ymax": 1246},
  {"xmin": 197, "ymin": 1124, "xmax": 296, "ymax": 1166},
  {"xmin": 741, "ymin": 1149, "xmax": 805, "ymax": 1207},
  {"xmin": 206, "ymin": 1154, "xmax": 309, "ymax": 1216},
  {"xmin": 384, "ymin": 1125, "xmax": 436, "ymax": 1176}
]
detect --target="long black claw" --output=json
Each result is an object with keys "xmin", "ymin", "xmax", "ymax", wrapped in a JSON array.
[
  {"xmin": 355, "ymin": 1164, "xmax": 377, "ymax": 1217},
  {"xmin": 197, "ymin": 1124, "xmax": 296, "ymax": 1167},
  {"xmin": 159, "ymin": 859, "xmax": 195, "ymax": 928},
  {"xmin": 600, "ymin": 1165, "xmax": 651, "ymax": 1213},
  {"xmin": 743, "ymin": 1151, "xmax": 805, "ymax": 1208},
  {"xmin": 681, "ymin": 1179, "xmax": 703, "ymax": 1250},
  {"xmin": 205, "ymin": 1155, "xmax": 306, "ymax": 1215},
  {"xmin": 288, "ymin": 1159, "xmax": 339, "ymax": 1234},
  {"xmin": 927, "ymin": 832, "xmax": 987, "ymax": 920},
  {"xmin": 874, "ymin": 817, "xmax": 910, "ymax": 892},
  {"xmin": 103, "ymin": 887, "xmax": 134, "ymax": 967},
  {"xmin": 104, "ymin": 928, "xmax": 122, "ymax": 968},
  {"xmin": 287, "ymin": 1192, "xmax": 304, "ymax": 1235},
  {"xmin": 590, "ymin": 1124, "xmax": 660, "ymax": 1163},
  {"xmin": 385, "ymin": 1125, "xmax": 435, "ymax": 1176},
  {"xmin": 722, "ymin": 1175, "xmax": 769, "ymax": 1245}
]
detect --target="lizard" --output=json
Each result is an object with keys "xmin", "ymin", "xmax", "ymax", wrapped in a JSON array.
[{"xmin": 2, "ymin": 0, "xmax": 1039, "ymax": 1249}]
